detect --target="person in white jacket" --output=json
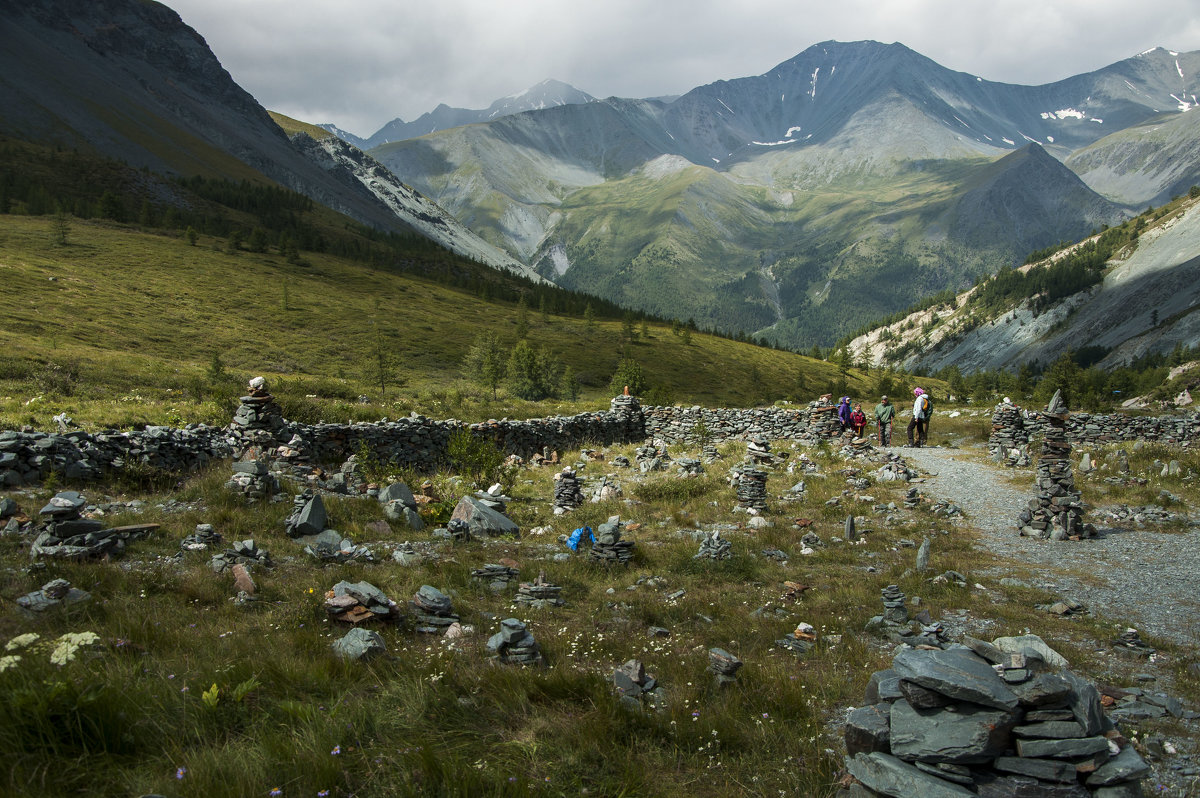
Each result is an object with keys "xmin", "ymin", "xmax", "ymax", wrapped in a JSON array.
[{"xmin": 906, "ymin": 387, "xmax": 929, "ymax": 447}]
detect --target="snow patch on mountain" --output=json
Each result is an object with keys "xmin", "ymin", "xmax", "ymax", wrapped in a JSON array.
[{"xmin": 1041, "ymin": 108, "xmax": 1086, "ymax": 120}]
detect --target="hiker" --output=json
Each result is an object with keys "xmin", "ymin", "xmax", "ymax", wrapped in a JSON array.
[
  {"xmin": 850, "ymin": 402, "xmax": 868, "ymax": 438},
  {"xmin": 836, "ymin": 396, "xmax": 853, "ymax": 432},
  {"xmin": 874, "ymin": 394, "xmax": 895, "ymax": 446},
  {"xmin": 907, "ymin": 388, "xmax": 930, "ymax": 447}
]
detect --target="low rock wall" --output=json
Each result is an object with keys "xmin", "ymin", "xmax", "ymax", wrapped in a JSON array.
[{"xmin": 642, "ymin": 402, "xmax": 841, "ymax": 444}]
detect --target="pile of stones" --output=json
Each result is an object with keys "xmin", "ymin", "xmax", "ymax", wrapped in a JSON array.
[
  {"xmin": 324, "ymin": 580, "xmax": 401, "ymax": 625},
  {"xmin": 589, "ymin": 515, "xmax": 635, "ymax": 565},
  {"xmin": 693, "ymin": 529, "xmax": 732, "ymax": 560},
  {"xmin": 379, "ymin": 482, "xmax": 423, "ymax": 530},
  {"xmin": 747, "ymin": 438, "xmax": 774, "ymax": 466},
  {"xmin": 224, "ymin": 459, "xmax": 282, "ymax": 501},
  {"xmin": 552, "ymin": 467, "xmax": 584, "ymax": 514},
  {"xmin": 302, "ymin": 530, "xmax": 374, "ymax": 563},
  {"xmin": 864, "ymin": 585, "xmax": 914, "ymax": 641},
  {"xmin": 487, "ymin": 618, "xmax": 544, "ymax": 666},
  {"xmin": 449, "ymin": 495, "xmax": 519, "ymax": 537},
  {"xmin": 989, "ymin": 399, "xmax": 1031, "ymax": 467},
  {"xmin": 701, "ymin": 440, "xmax": 720, "ymax": 463},
  {"xmin": 842, "ymin": 640, "xmax": 1150, "ymax": 797},
  {"xmin": 1112, "ymin": 628, "xmax": 1156, "ymax": 659},
  {"xmin": 733, "ymin": 467, "xmax": 769, "ymax": 513},
  {"xmin": 231, "ymin": 377, "xmax": 285, "ymax": 435},
  {"xmin": 408, "ymin": 585, "xmax": 460, "ymax": 633},
  {"xmin": 1018, "ymin": 390, "xmax": 1095, "ymax": 540},
  {"xmin": 514, "ymin": 572, "xmax": 565, "ymax": 609},
  {"xmin": 284, "ymin": 490, "xmax": 327, "ymax": 538},
  {"xmin": 635, "ymin": 443, "xmax": 668, "ymax": 472},
  {"xmin": 210, "ymin": 539, "xmax": 273, "ymax": 572},
  {"xmin": 675, "ymin": 457, "xmax": 704, "ymax": 476},
  {"xmin": 589, "ymin": 475, "xmax": 621, "ymax": 502},
  {"xmin": 613, "ymin": 659, "xmax": 666, "ymax": 711},
  {"xmin": 776, "ymin": 621, "xmax": 817, "ymax": 656},
  {"xmin": 471, "ymin": 563, "xmax": 520, "ymax": 591},
  {"xmin": 181, "ymin": 523, "xmax": 222, "ymax": 552},
  {"xmin": 708, "ymin": 647, "xmax": 743, "ymax": 687},
  {"xmin": 17, "ymin": 578, "xmax": 90, "ymax": 612},
  {"xmin": 30, "ymin": 490, "xmax": 158, "ymax": 560}
]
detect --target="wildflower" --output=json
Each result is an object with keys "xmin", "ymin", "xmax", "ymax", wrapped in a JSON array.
[
  {"xmin": 5, "ymin": 633, "xmax": 40, "ymax": 651},
  {"xmin": 0, "ymin": 655, "xmax": 21, "ymax": 673},
  {"xmin": 269, "ymin": 790, "xmax": 282, "ymax": 797},
  {"xmin": 176, "ymin": 767, "xmax": 187, "ymax": 780},
  {"xmin": 318, "ymin": 791, "xmax": 329, "ymax": 797},
  {"xmin": 49, "ymin": 631, "xmax": 100, "ymax": 666},
  {"xmin": 330, "ymin": 745, "xmax": 341, "ymax": 755}
]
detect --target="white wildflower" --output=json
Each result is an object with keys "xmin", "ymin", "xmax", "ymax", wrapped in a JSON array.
[
  {"xmin": 0, "ymin": 654, "xmax": 21, "ymax": 673},
  {"xmin": 49, "ymin": 631, "xmax": 101, "ymax": 666},
  {"xmin": 5, "ymin": 632, "xmax": 41, "ymax": 651}
]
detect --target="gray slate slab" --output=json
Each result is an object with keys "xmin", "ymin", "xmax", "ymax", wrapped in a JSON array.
[{"xmin": 893, "ymin": 647, "xmax": 1020, "ymax": 711}]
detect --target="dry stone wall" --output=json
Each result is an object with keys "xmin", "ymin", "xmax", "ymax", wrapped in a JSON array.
[
  {"xmin": 642, "ymin": 401, "xmax": 840, "ymax": 444},
  {"xmin": 992, "ymin": 405, "xmax": 1200, "ymax": 450}
]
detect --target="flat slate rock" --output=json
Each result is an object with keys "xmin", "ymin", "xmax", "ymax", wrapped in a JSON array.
[
  {"xmin": 893, "ymin": 647, "xmax": 1020, "ymax": 711},
  {"xmin": 1086, "ymin": 745, "xmax": 1150, "ymax": 787},
  {"xmin": 889, "ymin": 698, "xmax": 1016, "ymax": 764},
  {"xmin": 845, "ymin": 703, "xmax": 892, "ymax": 756},
  {"xmin": 1015, "ymin": 735, "xmax": 1110, "ymax": 759},
  {"xmin": 846, "ymin": 752, "xmax": 974, "ymax": 798}
]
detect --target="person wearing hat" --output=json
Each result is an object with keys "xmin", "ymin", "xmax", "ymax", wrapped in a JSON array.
[
  {"xmin": 873, "ymin": 394, "xmax": 895, "ymax": 446},
  {"xmin": 907, "ymin": 387, "xmax": 930, "ymax": 447}
]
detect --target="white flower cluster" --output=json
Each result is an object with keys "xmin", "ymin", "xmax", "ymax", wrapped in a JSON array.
[{"xmin": 2, "ymin": 630, "xmax": 103, "ymax": 670}]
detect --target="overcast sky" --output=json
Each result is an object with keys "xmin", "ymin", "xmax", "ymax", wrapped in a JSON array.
[{"xmin": 166, "ymin": 0, "xmax": 1200, "ymax": 138}]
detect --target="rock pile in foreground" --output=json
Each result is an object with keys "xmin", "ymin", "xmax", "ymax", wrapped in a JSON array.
[{"xmin": 842, "ymin": 639, "xmax": 1149, "ymax": 797}]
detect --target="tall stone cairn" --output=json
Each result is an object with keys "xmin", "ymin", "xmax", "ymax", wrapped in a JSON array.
[
  {"xmin": 610, "ymin": 393, "xmax": 645, "ymax": 440},
  {"xmin": 1018, "ymin": 390, "xmax": 1093, "ymax": 540},
  {"xmin": 552, "ymin": 467, "xmax": 584, "ymax": 513},
  {"xmin": 988, "ymin": 399, "xmax": 1030, "ymax": 467},
  {"xmin": 734, "ymin": 467, "xmax": 769, "ymax": 513},
  {"xmin": 231, "ymin": 377, "xmax": 285, "ymax": 436}
]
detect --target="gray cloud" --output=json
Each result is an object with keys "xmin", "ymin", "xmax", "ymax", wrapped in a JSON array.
[{"xmin": 168, "ymin": 0, "xmax": 1200, "ymax": 137}]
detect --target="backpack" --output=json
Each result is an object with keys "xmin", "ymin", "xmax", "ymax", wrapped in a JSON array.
[{"xmin": 920, "ymin": 394, "xmax": 933, "ymax": 420}]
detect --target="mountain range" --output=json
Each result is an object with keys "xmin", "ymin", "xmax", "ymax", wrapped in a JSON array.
[
  {"xmin": 2, "ymin": 0, "xmax": 1198, "ymax": 353},
  {"xmin": 362, "ymin": 41, "xmax": 1199, "ymax": 346}
]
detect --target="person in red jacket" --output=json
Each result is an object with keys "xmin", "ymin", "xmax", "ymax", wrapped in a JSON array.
[{"xmin": 849, "ymin": 402, "xmax": 868, "ymax": 438}]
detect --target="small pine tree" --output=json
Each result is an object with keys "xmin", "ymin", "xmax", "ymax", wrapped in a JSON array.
[
  {"xmin": 608, "ymin": 357, "xmax": 647, "ymax": 396},
  {"xmin": 464, "ymin": 332, "xmax": 507, "ymax": 399},
  {"xmin": 515, "ymin": 296, "xmax": 530, "ymax": 339},
  {"xmin": 583, "ymin": 303, "xmax": 597, "ymax": 335},
  {"xmin": 185, "ymin": 226, "xmax": 199, "ymax": 246},
  {"xmin": 52, "ymin": 208, "xmax": 70, "ymax": 245}
]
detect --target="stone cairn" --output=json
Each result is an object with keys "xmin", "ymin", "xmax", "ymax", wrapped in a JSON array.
[
  {"xmin": 379, "ymin": 482, "xmax": 424, "ymax": 530},
  {"xmin": 589, "ymin": 515, "xmax": 635, "ymax": 565},
  {"xmin": 224, "ymin": 459, "xmax": 281, "ymax": 501},
  {"xmin": 17, "ymin": 578, "xmax": 90, "ymax": 612},
  {"xmin": 514, "ymin": 571, "xmax": 565, "ymax": 609},
  {"xmin": 842, "ymin": 642, "xmax": 1150, "ymax": 797},
  {"xmin": 211, "ymin": 539, "xmax": 273, "ymax": 573},
  {"xmin": 693, "ymin": 529, "xmax": 732, "ymax": 560},
  {"xmin": 487, "ymin": 618, "xmax": 544, "ymax": 666},
  {"xmin": 635, "ymin": 443, "xmax": 668, "ymax": 472},
  {"xmin": 733, "ymin": 466, "xmax": 769, "ymax": 513},
  {"xmin": 303, "ymin": 530, "xmax": 374, "ymax": 563},
  {"xmin": 609, "ymin": 393, "xmax": 645, "ymax": 441},
  {"xmin": 701, "ymin": 440, "xmax": 720, "ymax": 463},
  {"xmin": 472, "ymin": 563, "xmax": 520, "ymax": 592},
  {"xmin": 1018, "ymin": 390, "xmax": 1095, "ymax": 540},
  {"xmin": 613, "ymin": 659, "xmax": 666, "ymax": 711},
  {"xmin": 30, "ymin": 490, "xmax": 158, "ymax": 560},
  {"xmin": 708, "ymin": 647, "xmax": 743, "ymax": 687},
  {"xmin": 746, "ymin": 437, "xmax": 774, "ymax": 467},
  {"xmin": 181, "ymin": 523, "xmax": 222, "ymax": 553},
  {"xmin": 324, "ymin": 580, "xmax": 401, "ymax": 625},
  {"xmin": 675, "ymin": 457, "xmax": 704, "ymax": 476},
  {"xmin": 284, "ymin": 490, "xmax": 326, "ymax": 538},
  {"xmin": 408, "ymin": 585, "xmax": 460, "ymax": 633},
  {"xmin": 776, "ymin": 621, "xmax": 817, "ymax": 656},
  {"xmin": 989, "ymin": 399, "xmax": 1030, "ymax": 467},
  {"xmin": 552, "ymin": 467, "xmax": 584, "ymax": 514},
  {"xmin": 231, "ymin": 376, "xmax": 285, "ymax": 435}
]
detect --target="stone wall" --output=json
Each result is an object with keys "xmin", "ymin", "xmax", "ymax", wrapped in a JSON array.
[
  {"xmin": 642, "ymin": 402, "xmax": 840, "ymax": 445},
  {"xmin": 993, "ymin": 405, "xmax": 1200, "ymax": 449}
]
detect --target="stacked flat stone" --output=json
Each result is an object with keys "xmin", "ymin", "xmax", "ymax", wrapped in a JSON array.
[
  {"xmin": 1113, "ymin": 628, "xmax": 1156, "ymax": 659},
  {"xmin": 487, "ymin": 618, "xmax": 544, "ymax": 666},
  {"xmin": 989, "ymin": 400, "xmax": 1030, "ymax": 467},
  {"xmin": 1018, "ymin": 390, "xmax": 1094, "ymax": 540},
  {"xmin": 409, "ymin": 585, "xmax": 460, "ymax": 633},
  {"xmin": 302, "ymin": 530, "xmax": 374, "ymax": 563},
  {"xmin": 211, "ymin": 539, "xmax": 273, "ymax": 572},
  {"xmin": 284, "ymin": 490, "xmax": 327, "ymax": 538},
  {"xmin": 181, "ymin": 523, "xmax": 222, "ymax": 552},
  {"xmin": 224, "ymin": 459, "xmax": 281, "ymax": 501},
  {"xmin": 701, "ymin": 440, "xmax": 720, "ymax": 463},
  {"xmin": 611, "ymin": 454, "xmax": 631, "ymax": 468},
  {"xmin": 16, "ymin": 578, "xmax": 90, "ymax": 612},
  {"xmin": 903, "ymin": 486, "xmax": 921, "ymax": 509},
  {"xmin": 379, "ymin": 482, "xmax": 424, "ymax": 530},
  {"xmin": 635, "ymin": 444, "xmax": 667, "ymax": 473},
  {"xmin": 609, "ymin": 393, "xmax": 645, "ymax": 441},
  {"xmin": 747, "ymin": 438, "xmax": 774, "ymax": 466},
  {"xmin": 514, "ymin": 572, "xmax": 564, "ymax": 608},
  {"xmin": 472, "ymin": 563, "xmax": 520, "ymax": 591},
  {"xmin": 30, "ymin": 490, "xmax": 158, "ymax": 560},
  {"xmin": 708, "ymin": 647, "xmax": 743, "ymax": 686},
  {"xmin": 613, "ymin": 659, "xmax": 666, "ymax": 710},
  {"xmin": 842, "ymin": 641, "xmax": 1149, "ymax": 797},
  {"xmin": 776, "ymin": 621, "xmax": 817, "ymax": 656},
  {"xmin": 231, "ymin": 377, "xmax": 285, "ymax": 434},
  {"xmin": 733, "ymin": 467, "xmax": 769, "ymax": 512},
  {"xmin": 473, "ymin": 484, "xmax": 511, "ymax": 514},
  {"xmin": 693, "ymin": 530, "xmax": 732, "ymax": 560},
  {"xmin": 446, "ymin": 518, "xmax": 472, "ymax": 543},
  {"xmin": 324, "ymin": 580, "xmax": 401, "ymax": 625},
  {"xmin": 675, "ymin": 457, "xmax": 704, "ymax": 475},
  {"xmin": 589, "ymin": 515, "xmax": 635, "ymax": 565},
  {"xmin": 553, "ymin": 467, "xmax": 584, "ymax": 513}
]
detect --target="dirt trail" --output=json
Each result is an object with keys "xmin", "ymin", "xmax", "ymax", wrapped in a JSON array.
[{"xmin": 897, "ymin": 444, "xmax": 1200, "ymax": 649}]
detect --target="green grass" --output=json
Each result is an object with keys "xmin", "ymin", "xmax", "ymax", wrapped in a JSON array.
[
  {"xmin": 0, "ymin": 214, "xmax": 881, "ymax": 430},
  {"xmin": 2, "ymin": 428, "xmax": 1192, "ymax": 797}
]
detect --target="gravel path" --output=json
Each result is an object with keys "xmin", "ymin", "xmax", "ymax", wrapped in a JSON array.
[{"xmin": 897, "ymin": 444, "xmax": 1200, "ymax": 649}]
